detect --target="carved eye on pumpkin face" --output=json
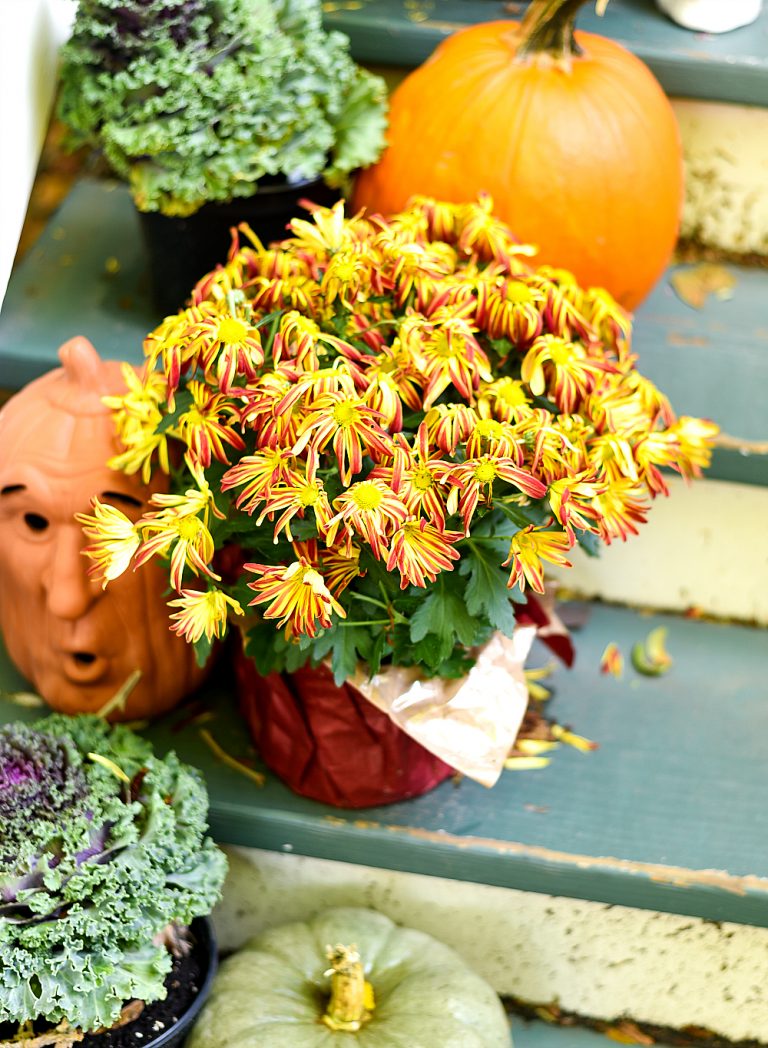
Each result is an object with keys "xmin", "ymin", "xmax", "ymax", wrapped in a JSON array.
[
  {"xmin": 24, "ymin": 513, "xmax": 50, "ymax": 533},
  {"xmin": 1, "ymin": 486, "xmax": 52, "ymax": 543}
]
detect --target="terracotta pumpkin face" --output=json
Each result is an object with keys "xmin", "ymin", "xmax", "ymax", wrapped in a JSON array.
[{"xmin": 0, "ymin": 337, "xmax": 209, "ymax": 720}]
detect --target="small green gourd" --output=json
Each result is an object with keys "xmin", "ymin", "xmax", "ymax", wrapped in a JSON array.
[{"xmin": 188, "ymin": 907, "xmax": 512, "ymax": 1047}]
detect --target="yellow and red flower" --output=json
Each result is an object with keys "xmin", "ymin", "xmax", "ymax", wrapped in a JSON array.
[
  {"xmin": 455, "ymin": 193, "xmax": 536, "ymax": 270},
  {"xmin": 176, "ymin": 380, "xmax": 246, "ymax": 468},
  {"xmin": 76, "ymin": 498, "xmax": 141, "ymax": 586},
  {"xmin": 465, "ymin": 417, "xmax": 523, "ymax": 463},
  {"xmin": 521, "ymin": 334, "xmax": 607, "ymax": 414},
  {"xmin": 547, "ymin": 472, "xmax": 606, "ymax": 542},
  {"xmin": 321, "ymin": 544, "xmax": 365, "ymax": 598},
  {"xmin": 371, "ymin": 425, "xmax": 451, "ymax": 527},
  {"xmin": 292, "ymin": 392, "xmax": 394, "ymax": 486},
  {"xmin": 592, "ymin": 479, "xmax": 650, "ymax": 544},
  {"xmin": 287, "ymin": 200, "xmax": 369, "ymax": 259},
  {"xmin": 320, "ymin": 247, "xmax": 375, "ymax": 308},
  {"xmin": 188, "ymin": 308, "xmax": 265, "ymax": 391},
  {"xmin": 403, "ymin": 313, "xmax": 492, "ymax": 410},
  {"xmin": 477, "ymin": 377, "xmax": 532, "ymax": 426},
  {"xmin": 446, "ymin": 456, "xmax": 547, "ymax": 533},
  {"xmin": 143, "ymin": 303, "xmax": 221, "ymax": 407},
  {"xmin": 256, "ymin": 467, "xmax": 334, "ymax": 544},
  {"xmin": 600, "ymin": 642, "xmax": 624, "ymax": 678},
  {"xmin": 422, "ymin": 403, "xmax": 479, "ymax": 456},
  {"xmin": 326, "ymin": 479, "xmax": 409, "ymax": 559},
  {"xmin": 134, "ymin": 509, "xmax": 220, "ymax": 592},
  {"xmin": 221, "ymin": 447, "xmax": 299, "ymax": 514},
  {"xmin": 168, "ymin": 587, "xmax": 244, "ymax": 644},
  {"xmin": 272, "ymin": 310, "xmax": 353, "ymax": 370},
  {"xmin": 476, "ymin": 273, "xmax": 545, "ymax": 344},
  {"xmin": 245, "ymin": 557, "xmax": 346, "ymax": 638},
  {"xmin": 386, "ymin": 518, "xmax": 463, "ymax": 589},
  {"xmin": 105, "ymin": 365, "xmax": 173, "ymax": 482},
  {"xmin": 503, "ymin": 526, "xmax": 573, "ymax": 594}
]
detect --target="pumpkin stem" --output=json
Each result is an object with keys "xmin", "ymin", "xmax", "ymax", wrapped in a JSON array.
[
  {"xmin": 322, "ymin": 944, "xmax": 374, "ymax": 1033},
  {"xmin": 517, "ymin": 0, "xmax": 608, "ymax": 61}
]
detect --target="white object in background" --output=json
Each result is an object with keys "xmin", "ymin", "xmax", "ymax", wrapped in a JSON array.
[
  {"xmin": 0, "ymin": 0, "xmax": 76, "ymax": 312},
  {"xmin": 656, "ymin": 0, "xmax": 762, "ymax": 32}
]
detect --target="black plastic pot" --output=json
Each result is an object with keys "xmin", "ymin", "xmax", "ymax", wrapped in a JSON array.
[
  {"xmin": 79, "ymin": 916, "xmax": 218, "ymax": 1048},
  {"xmin": 152, "ymin": 916, "xmax": 218, "ymax": 1048},
  {"xmin": 139, "ymin": 176, "xmax": 340, "ymax": 316}
]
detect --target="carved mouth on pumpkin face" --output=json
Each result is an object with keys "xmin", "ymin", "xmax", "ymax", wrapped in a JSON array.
[{"xmin": 60, "ymin": 650, "xmax": 109, "ymax": 684}]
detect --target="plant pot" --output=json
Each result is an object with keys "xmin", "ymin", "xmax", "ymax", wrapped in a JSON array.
[
  {"xmin": 138, "ymin": 176, "xmax": 340, "ymax": 317},
  {"xmin": 0, "ymin": 918, "xmax": 217, "ymax": 1048},
  {"xmin": 234, "ymin": 650, "xmax": 455, "ymax": 809},
  {"xmin": 80, "ymin": 917, "xmax": 218, "ymax": 1048}
]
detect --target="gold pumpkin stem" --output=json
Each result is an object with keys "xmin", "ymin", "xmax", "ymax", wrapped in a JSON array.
[
  {"xmin": 518, "ymin": 0, "xmax": 609, "ymax": 60},
  {"xmin": 322, "ymin": 944, "xmax": 373, "ymax": 1033}
]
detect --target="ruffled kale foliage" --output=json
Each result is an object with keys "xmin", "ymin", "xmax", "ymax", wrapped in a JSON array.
[
  {"xmin": 0, "ymin": 715, "xmax": 227, "ymax": 1033},
  {"xmin": 57, "ymin": 0, "xmax": 388, "ymax": 216}
]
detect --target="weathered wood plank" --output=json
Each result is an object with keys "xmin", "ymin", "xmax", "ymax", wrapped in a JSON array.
[
  {"xmin": 322, "ymin": 0, "xmax": 768, "ymax": 106},
  {"xmin": 1, "ymin": 602, "xmax": 767, "ymax": 926}
]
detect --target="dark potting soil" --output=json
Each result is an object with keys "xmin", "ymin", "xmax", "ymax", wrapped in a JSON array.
[
  {"xmin": 79, "ymin": 948, "xmax": 202, "ymax": 1048},
  {"xmin": 0, "ymin": 947, "xmax": 203, "ymax": 1048}
]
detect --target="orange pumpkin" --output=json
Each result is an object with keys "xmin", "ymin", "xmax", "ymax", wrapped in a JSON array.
[{"xmin": 353, "ymin": 0, "xmax": 683, "ymax": 310}]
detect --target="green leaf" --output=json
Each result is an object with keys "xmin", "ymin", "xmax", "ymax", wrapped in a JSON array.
[
  {"xmin": 409, "ymin": 575, "xmax": 483, "ymax": 666},
  {"xmin": 366, "ymin": 629, "xmax": 389, "ymax": 678},
  {"xmin": 462, "ymin": 543, "xmax": 518, "ymax": 635},
  {"xmin": 244, "ymin": 621, "xmax": 288, "ymax": 676},
  {"xmin": 156, "ymin": 388, "xmax": 194, "ymax": 434},
  {"xmin": 575, "ymin": 528, "xmax": 602, "ymax": 558},
  {"xmin": 284, "ymin": 640, "xmax": 311, "ymax": 673},
  {"xmin": 330, "ymin": 626, "xmax": 368, "ymax": 686},
  {"xmin": 193, "ymin": 632, "xmax": 214, "ymax": 668}
]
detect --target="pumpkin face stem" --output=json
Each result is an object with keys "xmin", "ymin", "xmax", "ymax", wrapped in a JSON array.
[
  {"xmin": 322, "ymin": 944, "xmax": 374, "ymax": 1032},
  {"xmin": 517, "ymin": 0, "xmax": 609, "ymax": 61}
]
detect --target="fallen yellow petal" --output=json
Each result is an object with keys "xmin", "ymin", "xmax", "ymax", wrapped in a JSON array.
[
  {"xmin": 87, "ymin": 752, "xmax": 130, "ymax": 783},
  {"xmin": 525, "ymin": 662, "xmax": 557, "ymax": 682},
  {"xmin": 605, "ymin": 1020, "xmax": 655, "ymax": 1045},
  {"xmin": 550, "ymin": 724, "xmax": 599, "ymax": 752},
  {"xmin": 533, "ymin": 1004, "xmax": 561, "ymax": 1023},
  {"xmin": 600, "ymin": 642, "xmax": 624, "ymax": 679},
  {"xmin": 517, "ymin": 739, "xmax": 560, "ymax": 755},
  {"xmin": 527, "ymin": 680, "xmax": 552, "ymax": 702},
  {"xmin": 199, "ymin": 728, "xmax": 265, "ymax": 787},
  {"xmin": 504, "ymin": 756, "xmax": 551, "ymax": 771},
  {"xmin": 4, "ymin": 690, "xmax": 45, "ymax": 708}
]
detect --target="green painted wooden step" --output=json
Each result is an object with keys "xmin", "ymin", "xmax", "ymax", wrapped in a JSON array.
[
  {"xmin": 514, "ymin": 1020, "xmax": 617, "ymax": 1047},
  {"xmin": 0, "ymin": 178, "xmax": 764, "ymax": 485},
  {"xmin": 1, "ymin": 601, "xmax": 766, "ymax": 928},
  {"xmin": 323, "ymin": 0, "xmax": 768, "ymax": 106}
]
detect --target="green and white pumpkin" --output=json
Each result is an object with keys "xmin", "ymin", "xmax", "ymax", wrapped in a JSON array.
[{"xmin": 189, "ymin": 907, "xmax": 512, "ymax": 1047}]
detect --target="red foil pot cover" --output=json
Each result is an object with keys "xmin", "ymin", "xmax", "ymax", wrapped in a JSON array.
[{"xmin": 234, "ymin": 652, "xmax": 455, "ymax": 809}]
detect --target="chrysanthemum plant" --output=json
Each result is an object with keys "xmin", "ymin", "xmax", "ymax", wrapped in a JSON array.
[{"xmin": 80, "ymin": 195, "xmax": 717, "ymax": 687}]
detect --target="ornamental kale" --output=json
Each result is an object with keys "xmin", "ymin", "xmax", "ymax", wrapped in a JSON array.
[
  {"xmin": 0, "ymin": 715, "xmax": 227, "ymax": 1033},
  {"xmin": 56, "ymin": 0, "xmax": 388, "ymax": 216},
  {"xmin": 0, "ymin": 727, "xmax": 85, "ymax": 862}
]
